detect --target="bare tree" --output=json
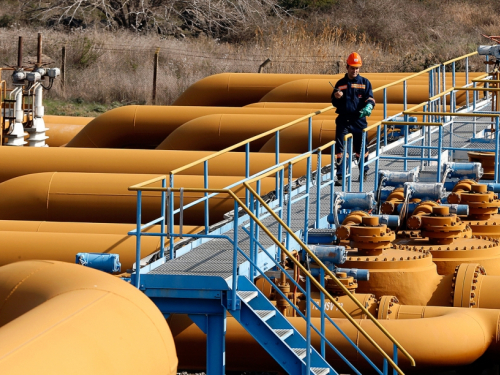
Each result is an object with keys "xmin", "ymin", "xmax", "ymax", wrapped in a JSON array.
[{"xmin": 21, "ymin": 0, "xmax": 286, "ymax": 40}]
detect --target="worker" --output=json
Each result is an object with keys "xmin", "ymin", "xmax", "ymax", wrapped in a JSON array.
[{"xmin": 331, "ymin": 52, "xmax": 375, "ymax": 186}]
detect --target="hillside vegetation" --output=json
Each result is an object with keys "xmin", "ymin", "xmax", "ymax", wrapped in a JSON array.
[{"xmin": 0, "ymin": 0, "xmax": 499, "ymax": 112}]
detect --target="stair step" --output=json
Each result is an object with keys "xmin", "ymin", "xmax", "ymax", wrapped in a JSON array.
[
  {"xmin": 237, "ymin": 291, "xmax": 258, "ymax": 303},
  {"xmin": 273, "ymin": 329, "xmax": 294, "ymax": 340},
  {"xmin": 292, "ymin": 348, "xmax": 307, "ymax": 359},
  {"xmin": 311, "ymin": 367, "xmax": 329, "ymax": 375},
  {"xmin": 254, "ymin": 310, "xmax": 276, "ymax": 322}
]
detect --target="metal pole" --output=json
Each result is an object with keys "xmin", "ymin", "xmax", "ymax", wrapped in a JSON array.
[
  {"xmin": 383, "ymin": 88, "xmax": 388, "ymax": 146},
  {"xmin": 308, "ymin": 117, "xmax": 313, "ymax": 152},
  {"xmin": 232, "ymin": 200, "xmax": 239, "ymax": 309},
  {"xmin": 306, "ymin": 277, "xmax": 311, "ymax": 375},
  {"xmin": 465, "ymin": 57, "xmax": 470, "ymax": 108},
  {"xmin": 496, "ymin": 117, "xmax": 500, "ymax": 183},
  {"xmin": 249, "ymin": 192, "xmax": 255, "ymax": 279},
  {"xmin": 169, "ymin": 175, "xmax": 175, "ymax": 260},
  {"xmin": 17, "ymin": 36, "xmax": 23, "ymax": 68},
  {"xmin": 286, "ymin": 163, "xmax": 293, "ymax": 247},
  {"xmin": 304, "ymin": 154, "xmax": 311, "ymax": 243},
  {"xmin": 152, "ymin": 47, "xmax": 159, "ymax": 105},
  {"xmin": 437, "ymin": 126, "xmax": 443, "ymax": 182},
  {"xmin": 315, "ymin": 151, "xmax": 322, "ymax": 228},
  {"xmin": 320, "ymin": 267, "xmax": 326, "ymax": 357},
  {"xmin": 359, "ymin": 132, "xmax": 366, "ymax": 192},
  {"xmin": 375, "ymin": 125, "xmax": 381, "ymax": 189},
  {"xmin": 61, "ymin": 46, "xmax": 66, "ymax": 93},
  {"xmin": 329, "ymin": 147, "xmax": 334, "ymax": 228},
  {"xmin": 245, "ymin": 143, "xmax": 250, "ymax": 207},
  {"xmin": 204, "ymin": 161, "xmax": 209, "ymax": 234},
  {"xmin": 278, "ymin": 168, "xmax": 284, "ymax": 244},
  {"xmin": 160, "ymin": 178, "xmax": 166, "ymax": 258},
  {"xmin": 36, "ymin": 33, "xmax": 42, "ymax": 68},
  {"xmin": 134, "ymin": 190, "xmax": 142, "ymax": 288}
]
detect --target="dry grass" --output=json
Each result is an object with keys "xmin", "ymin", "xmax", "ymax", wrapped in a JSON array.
[{"xmin": 0, "ymin": 0, "xmax": 499, "ymax": 110}]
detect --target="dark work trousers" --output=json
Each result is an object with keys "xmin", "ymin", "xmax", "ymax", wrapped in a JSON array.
[{"xmin": 335, "ymin": 116, "xmax": 369, "ymax": 178}]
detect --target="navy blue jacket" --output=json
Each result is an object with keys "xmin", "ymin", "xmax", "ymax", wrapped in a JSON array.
[{"xmin": 331, "ymin": 74, "xmax": 376, "ymax": 118}]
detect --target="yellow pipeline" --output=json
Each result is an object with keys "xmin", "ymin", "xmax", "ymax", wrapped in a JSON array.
[
  {"xmin": 259, "ymin": 74, "xmax": 483, "ymax": 105},
  {"xmin": 66, "ymin": 106, "xmax": 337, "ymax": 149},
  {"xmin": 172, "ymin": 73, "xmax": 417, "ymax": 107},
  {"xmin": 156, "ymin": 114, "xmax": 387, "ymax": 152},
  {"xmin": 0, "ymin": 260, "xmax": 177, "ymax": 374},
  {"xmin": 0, "ymin": 221, "xmax": 199, "ymax": 269},
  {"xmin": 0, "ymin": 172, "xmax": 276, "ymax": 225},
  {"xmin": 169, "ymin": 305, "xmax": 500, "ymax": 373},
  {"xmin": 0, "ymin": 147, "xmax": 320, "ymax": 183}
]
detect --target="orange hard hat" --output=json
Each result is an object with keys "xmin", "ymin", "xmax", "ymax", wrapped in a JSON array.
[{"xmin": 346, "ymin": 52, "xmax": 362, "ymax": 67}]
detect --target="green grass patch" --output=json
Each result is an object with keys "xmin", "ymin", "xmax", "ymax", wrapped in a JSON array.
[{"xmin": 44, "ymin": 98, "xmax": 123, "ymax": 117}]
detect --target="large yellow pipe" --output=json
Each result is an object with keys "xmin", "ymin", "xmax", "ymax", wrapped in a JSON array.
[
  {"xmin": 172, "ymin": 73, "xmax": 413, "ymax": 107},
  {"xmin": 65, "ymin": 106, "xmax": 338, "ymax": 149},
  {"xmin": 0, "ymin": 147, "xmax": 317, "ymax": 183},
  {"xmin": 156, "ymin": 114, "xmax": 377, "ymax": 152},
  {"xmin": 43, "ymin": 115, "xmax": 93, "ymax": 147},
  {"xmin": 169, "ymin": 306, "xmax": 500, "ymax": 373},
  {"xmin": 259, "ymin": 76, "xmax": 482, "ymax": 104},
  {"xmin": 0, "ymin": 221, "xmax": 199, "ymax": 270},
  {"xmin": 0, "ymin": 172, "xmax": 275, "ymax": 225},
  {"xmin": 0, "ymin": 260, "xmax": 178, "ymax": 374}
]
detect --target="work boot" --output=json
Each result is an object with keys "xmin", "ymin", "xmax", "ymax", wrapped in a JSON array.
[{"xmin": 335, "ymin": 176, "xmax": 342, "ymax": 187}]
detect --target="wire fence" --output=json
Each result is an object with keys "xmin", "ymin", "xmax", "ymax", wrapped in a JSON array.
[{"xmin": 0, "ymin": 33, "xmax": 486, "ymax": 106}]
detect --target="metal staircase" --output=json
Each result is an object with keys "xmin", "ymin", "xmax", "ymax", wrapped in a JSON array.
[{"xmin": 233, "ymin": 276, "xmax": 334, "ymax": 375}]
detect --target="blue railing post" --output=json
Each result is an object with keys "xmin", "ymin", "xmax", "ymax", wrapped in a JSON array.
[
  {"xmin": 383, "ymin": 88, "xmax": 388, "ymax": 146},
  {"xmin": 232, "ymin": 200, "xmax": 238, "ymax": 310},
  {"xmin": 255, "ymin": 180, "xmax": 261, "ymax": 270},
  {"xmin": 308, "ymin": 117, "xmax": 313, "ymax": 152},
  {"xmin": 204, "ymin": 160, "xmax": 209, "ymax": 235},
  {"xmin": 275, "ymin": 130, "xmax": 280, "ymax": 201},
  {"xmin": 169, "ymin": 174, "xmax": 175, "ymax": 260},
  {"xmin": 160, "ymin": 178, "xmax": 166, "ymax": 258},
  {"xmin": 496, "ymin": 117, "xmax": 500, "ymax": 183},
  {"xmin": 286, "ymin": 163, "xmax": 293, "ymax": 248},
  {"xmin": 359, "ymin": 132, "xmax": 366, "ymax": 192},
  {"xmin": 278, "ymin": 168, "xmax": 284, "ymax": 244},
  {"xmin": 375, "ymin": 125, "xmax": 381, "ymax": 190},
  {"xmin": 304, "ymin": 155, "xmax": 312, "ymax": 244},
  {"xmin": 465, "ymin": 57, "xmax": 470, "ymax": 108},
  {"xmin": 329, "ymin": 147, "xmax": 334, "ymax": 228},
  {"xmin": 383, "ymin": 359, "xmax": 388, "ymax": 375},
  {"xmin": 245, "ymin": 143, "xmax": 250, "ymax": 207},
  {"xmin": 306, "ymin": 276, "xmax": 311, "ymax": 375},
  {"xmin": 437, "ymin": 126, "xmax": 443, "ymax": 182},
  {"xmin": 315, "ymin": 151, "xmax": 322, "ymax": 228},
  {"xmin": 135, "ymin": 190, "xmax": 142, "ymax": 288},
  {"xmin": 249, "ymin": 191, "xmax": 255, "ymax": 279},
  {"xmin": 452, "ymin": 61, "xmax": 456, "ymax": 87},
  {"xmin": 392, "ymin": 343, "xmax": 398, "ymax": 375},
  {"xmin": 320, "ymin": 267, "xmax": 326, "ymax": 357}
]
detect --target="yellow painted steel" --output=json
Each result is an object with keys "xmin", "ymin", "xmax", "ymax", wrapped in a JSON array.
[
  {"xmin": 169, "ymin": 106, "xmax": 334, "ymax": 176},
  {"xmin": 0, "ymin": 147, "xmax": 321, "ymax": 183},
  {"xmin": 172, "ymin": 72, "xmax": 413, "ymax": 107},
  {"xmin": 0, "ymin": 172, "xmax": 276, "ymax": 225},
  {"xmin": 157, "ymin": 113, "xmax": 389, "ymax": 152},
  {"xmin": 0, "ymin": 260, "xmax": 178, "ymax": 375},
  {"xmin": 0, "ymin": 221, "xmax": 199, "ymax": 269},
  {"xmin": 66, "ymin": 105, "xmax": 336, "ymax": 149}
]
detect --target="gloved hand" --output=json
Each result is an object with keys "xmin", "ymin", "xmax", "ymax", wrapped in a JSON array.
[{"xmin": 359, "ymin": 103, "xmax": 373, "ymax": 118}]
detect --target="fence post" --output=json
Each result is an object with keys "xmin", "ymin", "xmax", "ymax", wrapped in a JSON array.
[
  {"xmin": 61, "ymin": 46, "xmax": 66, "ymax": 93},
  {"xmin": 152, "ymin": 47, "xmax": 159, "ymax": 105},
  {"xmin": 258, "ymin": 58, "xmax": 271, "ymax": 73}
]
